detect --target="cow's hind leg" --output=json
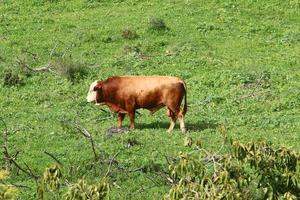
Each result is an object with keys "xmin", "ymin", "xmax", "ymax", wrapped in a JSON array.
[
  {"xmin": 117, "ymin": 113, "xmax": 126, "ymax": 128},
  {"xmin": 166, "ymin": 109, "xmax": 177, "ymax": 133},
  {"xmin": 178, "ymin": 111, "xmax": 186, "ymax": 133},
  {"xmin": 125, "ymin": 99, "xmax": 136, "ymax": 129}
]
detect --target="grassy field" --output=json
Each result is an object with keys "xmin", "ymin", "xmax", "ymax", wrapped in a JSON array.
[{"xmin": 1, "ymin": 0, "xmax": 300, "ymax": 199}]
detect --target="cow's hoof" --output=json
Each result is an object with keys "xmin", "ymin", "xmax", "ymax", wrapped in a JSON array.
[
  {"xmin": 166, "ymin": 129, "xmax": 173, "ymax": 133},
  {"xmin": 181, "ymin": 128, "xmax": 187, "ymax": 133}
]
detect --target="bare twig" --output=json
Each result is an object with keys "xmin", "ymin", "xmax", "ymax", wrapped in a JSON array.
[
  {"xmin": 5, "ymin": 183, "xmax": 31, "ymax": 189},
  {"xmin": 236, "ymin": 90, "xmax": 268, "ymax": 101},
  {"xmin": 11, "ymin": 151, "xmax": 20, "ymax": 160},
  {"xmin": 105, "ymin": 151, "xmax": 120, "ymax": 177},
  {"xmin": 44, "ymin": 151, "xmax": 63, "ymax": 166},
  {"xmin": 125, "ymin": 167, "xmax": 144, "ymax": 173},
  {"xmin": 72, "ymin": 122, "xmax": 98, "ymax": 161},
  {"xmin": 145, "ymin": 174, "xmax": 160, "ymax": 186},
  {"xmin": 24, "ymin": 162, "xmax": 39, "ymax": 181},
  {"xmin": 49, "ymin": 43, "xmax": 58, "ymax": 59}
]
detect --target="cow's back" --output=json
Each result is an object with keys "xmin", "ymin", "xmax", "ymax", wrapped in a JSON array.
[{"xmin": 106, "ymin": 76, "xmax": 184, "ymax": 93}]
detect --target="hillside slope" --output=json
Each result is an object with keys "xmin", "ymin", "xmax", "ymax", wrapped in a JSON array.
[{"xmin": 1, "ymin": 1, "xmax": 300, "ymax": 199}]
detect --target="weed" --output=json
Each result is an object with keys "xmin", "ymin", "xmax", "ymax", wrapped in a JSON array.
[
  {"xmin": 122, "ymin": 44, "xmax": 142, "ymax": 56},
  {"xmin": 149, "ymin": 17, "xmax": 168, "ymax": 31},
  {"xmin": 121, "ymin": 28, "xmax": 138, "ymax": 40},
  {"xmin": 102, "ymin": 36, "xmax": 113, "ymax": 43},
  {"xmin": 124, "ymin": 137, "xmax": 141, "ymax": 148}
]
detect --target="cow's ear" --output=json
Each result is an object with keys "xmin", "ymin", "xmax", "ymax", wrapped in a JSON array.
[
  {"xmin": 93, "ymin": 85, "xmax": 100, "ymax": 91},
  {"xmin": 93, "ymin": 82, "xmax": 102, "ymax": 91}
]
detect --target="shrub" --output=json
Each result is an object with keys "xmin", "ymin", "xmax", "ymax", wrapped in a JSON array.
[
  {"xmin": 64, "ymin": 178, "xmax": 110, "ymax": 200},
  {"xmin": 232, "ymin": 141, "xmax": 300, "ymax": 198},
  {"xmin": 36, "ymin": 165, "xmax": 110, "ymax": 199},
  {"xmin": 121, "ymin": 28, "xmax": 138, "ymax": 40},
  {"xmin": 149, "ymin": 18, "xmax": 168, "ymax": 31},
  {"xmin": 164, "ymin": 141, "xmax": 300, "ymax": 200},
  {"xmin": 50, "ymin": 58, "xmax": 88, "ymax": 82},
  {"xmin": 37, "ymin": 165, "xmax": 62, "ymax": 199},
  {"xmin": 2, "ymin": 68, "xmax": 24, "ymax": 87}
]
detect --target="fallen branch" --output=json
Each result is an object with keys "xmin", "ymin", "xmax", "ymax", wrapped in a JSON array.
[
  {"xmin": 16, "ymin": 58, "xmax": 52, "ymax": 73},
  {"xmin": 235, "ymin": 74, "xmax": 268, "ymax": 101},
  {"xmin": 235, "ymin": 90, "xmax": 268, "ymax": 101},
  {"xmin": 10, "ymin": 158, "xmax": 39, "ymax": 181},
  {"xmin": 44, "ymin": 151, "xmax": 63, "ymax": 166}
]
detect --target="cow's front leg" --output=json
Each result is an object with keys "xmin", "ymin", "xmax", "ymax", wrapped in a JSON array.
[
  {"xmin": 128, "ymin": 111, "xmax": 136, "ymax": 129},
  {"xmin": 117, "ymin": 113, "xmax": 125, "ymax": 128}
]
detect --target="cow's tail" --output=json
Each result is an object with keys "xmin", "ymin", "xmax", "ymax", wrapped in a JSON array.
[{"xmin": 182, "ymin": 81, "xmax": 187, "ymax": 116}]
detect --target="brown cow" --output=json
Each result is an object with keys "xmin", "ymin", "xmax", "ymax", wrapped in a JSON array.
[{"xmin": 86, "ymin": 76, "xmax": 187, "ymax": 132}]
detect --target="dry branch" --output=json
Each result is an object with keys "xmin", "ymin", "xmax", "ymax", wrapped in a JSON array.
[
  {"xmin": 1, "ymin": 118, "xmax": 39, "ymax": 180},
  {"xmin": 72, "ymin": 122, "xmax": 98, "ymax": 161},
  {"xmin": 44, "ymin": 151, "xmax": 63, "ymax": 166},
  {"xmin": 105, "ymin": 151, "xmax": 120, "ymax": 177},
  {"xmin": 5, "ymin": 183, "xmax": 31, "ymax": 189},
  {"xmin": 16, "ymin": 58, "xmax": 52, "ymax": 73}
]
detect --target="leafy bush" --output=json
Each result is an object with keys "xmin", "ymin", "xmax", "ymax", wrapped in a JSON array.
[
  {"xmin": 37, "ymin": 165, "xmax": 62, "ymax": 199},
  {"xmin": 36, "ymin": 165, "xmax": 110, "ymax": 199},
  {"xmin": 164, "ymin": 141, "xmax": 300, "ymax": 200},
  {"xmin": 232, "ymin": 141, "xmax": 300, "ymax": 199},
  {"xmin": 165, "ymin": 152, "xmax": 251, "ymax": 200},
  {"xmin": 64, "ymin": 178, "xmax": 110, "ymax": 200}
]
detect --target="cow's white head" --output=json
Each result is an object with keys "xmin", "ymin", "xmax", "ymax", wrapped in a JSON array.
[{"xmin": 86, "ymin": 80, "xmax": 98, "ymax": 103}]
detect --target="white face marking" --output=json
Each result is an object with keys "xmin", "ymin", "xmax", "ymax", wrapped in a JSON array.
[{"xmin": 86, "ymin": 80, "xmax": 98, "ymax": 102}]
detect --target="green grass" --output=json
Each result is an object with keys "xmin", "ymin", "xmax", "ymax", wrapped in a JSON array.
[{"xmin": 1, "ymin": 0, "xmax": 300, "ymax": 199}]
